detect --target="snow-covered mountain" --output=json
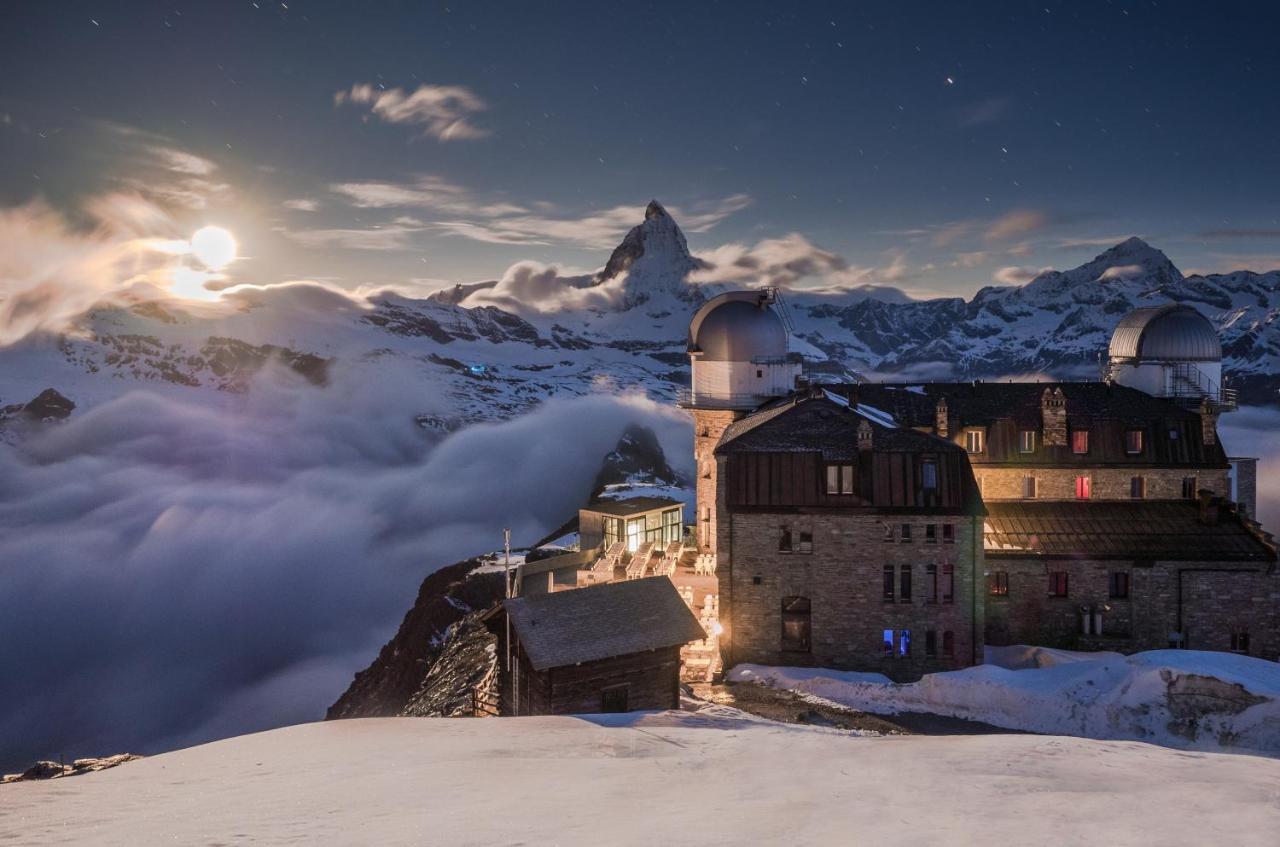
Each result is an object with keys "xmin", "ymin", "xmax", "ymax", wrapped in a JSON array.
[{"xmin": 2, "ymin": 208, "xmax": 1278, "ymax": 430}]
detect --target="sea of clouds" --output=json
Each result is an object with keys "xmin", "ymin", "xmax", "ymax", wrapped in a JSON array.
[{"xmin": 0, "ymin": 363, "xmax": 692, "ymax": 769}]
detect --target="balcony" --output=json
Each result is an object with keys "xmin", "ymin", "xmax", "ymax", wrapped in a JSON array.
[{"xmin": 676, "ymin": 388, "xmax": 776, "ymax": 410}]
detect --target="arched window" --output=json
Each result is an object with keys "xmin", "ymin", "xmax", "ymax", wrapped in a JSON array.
[{"xmin": 780, "ymin": 596, "xmax": 811, "ymax": 652}]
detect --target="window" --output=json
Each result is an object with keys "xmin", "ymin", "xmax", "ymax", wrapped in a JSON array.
[
  {"xmin": 898, "ymin": 629, "xmax": 912, "ymax": 657},
  {"xmin": 921, "ymin": 460, "xmax": 938, "ymax": 491},
  {"xmin": 1072, "ymin": 430, "xmax": 1089, "ymax": 454},
  {"xmin": 899, "ymin": 565, "xmax": 912, "ymax": 602},
  {"xmin": 1130, "ymin": 476, "xmax": 1146, "ymax": 499},
  {"xmin": 989, "ymin": 571, "xmax": 1009, "ymax": 596},
  {"xmin": 882, "ymin": 522, "xmax": 894, "ymax": 542},
  {"xmin": 1022, "ymin": 475, "xmax": 1038, "ymax": 499},
  {"xmin": 925, "ymin": 524, "xmax": 937, "ymax": 544},
  {"xmin": 1182, "ymin": 476, "xmax": 1198, "ymax": 499},
  {"xmin": 942, "ymin": 631, "xmax": 955, "ymax": 658},
  {"xmin": 882, "ymin": 629, "xmax": 894, "ymax": 657},
  {"xmin": 780, "ymin": 596, "xmax": 811, "ymax": 652},
  {"xmin": 661, "ymin": 508, "xmax": 682, "ymax": 544},
  {"xmin": 1125, "ymin": 429, "xmax": 1144, "ymax": 454},
  {"xmin": 1048, "ymin": 571, "xmax": 1069, "ymax": 598},
  {"xmin": 798, "ymin": 532, "xmax": 813, "ymax": 554},
  {"xmin": 1018, "ymin": 430, "xmax": 1037, "ymax": 453},
  {"xmin": 925, "ymin": 630, "xmax": 938, "ymax": 658},
  {"xmin": 942, "ymin": 524, "xmax": 955, "ymax": 544},
  {"xmin": 1230, "ymin": 631, "xmax": 1250, "ymax": 654},
  {"xmin": 1109, "ymin": 571, "xmax": 1130, "ymax": 599},
  {"xmin": 1075, "ymin": 475, "xmax": 1091, "ymax": 500},
  {"xmin": 942, "ymin": 563, "xmax": 954, "ymax": 604},
  {"xmin": 601, "ymin": 684, "xmax": 631, "ymax": 713},
  {"xmin": 756, "ymin": 368, "xmax": 763, "ymax": 379},
  {"xmin": 1168, "ymin": 428, "xmax": 1179, "ymax": 441},
  {"xmin": 900, "ymin": 524, "xmax": 912, "ymax": 542},
  {"xmin": 779, "ymin": 529, "xmax": 812, "ymax": 555},
  {"xmin": 882, "ymin": 565, "xmax": 895, "ymax": 602},
  {"xmin": 926, "ymin": 563, "xmax": 938, "ymax": 603},
  {"xmin": 752, "ymin": 575, "xmax": 762, "ymax": 585},
  {"xmin": 779, "ymin": 527, "xmax": 793, "ymax": 553},
  {"xmin": 825, "ymin": 464, "xmax": 855, "ymax": 495},
  {"xmin": 965, "ymin": 429, "xmax": 985, "ymax": 454}
]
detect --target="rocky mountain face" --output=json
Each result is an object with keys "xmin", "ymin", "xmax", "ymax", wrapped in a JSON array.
[{"xmin": 594, "ymin": 200, "xmax": 707, "ymax": 309}]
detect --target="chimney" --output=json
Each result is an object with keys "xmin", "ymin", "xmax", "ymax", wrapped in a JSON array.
[
  {"xmin": 1199, "ymin": 397, "xmax": 1218, "ymax": 446},
  {"xmin": 1041, "ymin": 387, "xmax": 1068, "ymax": 447},
  {"xmin": 857, "ymin": 419, "xmax": 874, "ymax": 451},
  {"xmin": 935, "ymin": 396, "xmax": 949, "ymax": 439},
  {"xmin": 1198, "ymin": 491, "xmax": 1221, "ymax": 526}
]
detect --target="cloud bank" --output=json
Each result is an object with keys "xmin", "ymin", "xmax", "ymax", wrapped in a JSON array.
[
  {"xmin": 335, "ymin": 83, "xmax": 490, "ymax": 141},
  {"xmin": 0, "ymin": 370, "xmax": 690, "ymax": 769}
]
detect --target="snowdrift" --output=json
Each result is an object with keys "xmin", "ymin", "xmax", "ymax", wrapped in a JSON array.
[{"xmin": 730, "ymin": 648, "xmax": 1280, "ymax": 755}]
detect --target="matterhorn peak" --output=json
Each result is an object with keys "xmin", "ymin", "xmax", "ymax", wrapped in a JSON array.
[
  {"xmin": 595, "ymin": 200, "xmax": 700, "ymax": 304},
  {"xmin": 644, "ymin": 199, "xmax": 669, "ymax": 220}
]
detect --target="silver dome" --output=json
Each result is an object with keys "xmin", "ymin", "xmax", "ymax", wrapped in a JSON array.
[
  {"xmin": 688, "ymin": 292, "xmax": 788, "ymax": 362},
  {"xmin": 1108, "ymin": 304, "xmax": 1221, "ymax": 363}
]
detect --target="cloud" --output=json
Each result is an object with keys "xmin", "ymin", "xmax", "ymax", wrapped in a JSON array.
[
  {"xmin": 281, "ymin": 222, "xmax": 426, "ymax": 251},
  {"xmin": 993, "ymin": 265, "xmax": 1050, "ymax": 284},
  {"xmin": 283, "ymin": 198, "xmax": 320, "ymax": 212},
  {"xmin": 0, "ymin": 373, "xmax": 690, "ymax": 768},
  {"xmin": 690, "ymin": 233, "xmax": 912, "ymax": 295},
  {"xmin": 1056, "ymin": 235, "xmax": 1141, "ymax": 249},
  {"xmin": 335, "ymin": 83, "xmax": 489, "ymax": 141},
  {"xmin": 330, "ymin": 175, "xmax": 526, "ymax": 217},
  {"xmin": 985, "ymin": 209, "xmax": 1051, "ymax": 243},
  {"xmin": 454, "ymin": 261, "xmax": 609, "ymax": 312},
  {"xmin": 953, "ymin": 251, "xmax": 989, "ymax": 268},
  {"xmin": 1199, "ymin": 229, "xmax": 1280, "ymax": 240}
]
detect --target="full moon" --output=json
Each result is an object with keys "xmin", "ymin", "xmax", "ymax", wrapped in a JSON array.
[{"xmin": 189, "ymin": 225, "xmax": 238, "ymax": 270}]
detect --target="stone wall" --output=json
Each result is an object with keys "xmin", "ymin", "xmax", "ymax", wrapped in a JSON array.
[
  {"xmin": 693, "ymin": 409, "xmax": 742, "ymax": 553},
  {"xmin": 984, "ymin": 556, "xmax": 1280, "ymax": 659},
  {"xmin": 717, "ymin": 496, "xmax": 983, "ymax": 682},
  {"xmin": 973, "ymin": 467, "xmax": 1230, "ymax": 501}
]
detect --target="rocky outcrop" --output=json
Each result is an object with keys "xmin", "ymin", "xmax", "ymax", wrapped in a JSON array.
[
  {"xmin": 402, "ymin": 612, "xmax": 499, "ymax": 717},
  {"xmin": 326, "ymin": 559, "xmax": 505, "ymax": 719},
  {"xmin": 2, "ymin": 754, "xmax": 141, "ymax": 784},
  {"xmin": 0, "ymin": 388, "xmax": 75, "ymax": 423},
  {"xmin": 591, "ymin": 424, "xmax": 683, "ymax": 495}
]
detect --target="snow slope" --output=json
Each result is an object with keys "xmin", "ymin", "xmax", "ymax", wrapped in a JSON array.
[
  {"xmin": 4, "ymin": 713, "xmax": 1280, "ymax": 846},
  {"xmin": 730, "ymin": 648, "xmax": 1280, "ymax": 756}
]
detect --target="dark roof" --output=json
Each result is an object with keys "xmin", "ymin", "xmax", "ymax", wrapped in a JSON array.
[
  {"xmin": 503, "ymin": 578, "xmax": 706, "ymax": 670},
  {"xmin": 984, "ymin": 500, "xmax": 1276, "ymax": 562},
  {"xmin": 844, "ymin": 381, "xmax": 1199, "ymax": 428},
  {"xmin": 582, "ymin": 496, "xmax": 683, "ymax": 517},
  {"xmin": 717, "ymin": 391, "xmax": 967, "ymax": 460}
]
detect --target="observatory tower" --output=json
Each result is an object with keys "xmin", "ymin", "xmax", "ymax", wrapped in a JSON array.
[
  {"xmin": 1106, "ymin": 304, "xmax": 1236, "ymax": 412},
  {"xmin": 682, "ymin": 290, "xmax": 802, "ymax": 554}
]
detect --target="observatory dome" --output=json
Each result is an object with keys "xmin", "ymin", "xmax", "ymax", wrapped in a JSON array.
[
  {"xmin": 1108, "ymin": 304, "xmax": 1221, "ymax": 363},
  {"xmin": 689, "ymin": 294, "xmax": 788, "ymax": 362}
]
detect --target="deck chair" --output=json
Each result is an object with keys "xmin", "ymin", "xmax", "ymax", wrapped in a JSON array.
[{"xmin": 625, "ymin": 542, "xmax": 654, "ymax": 579}]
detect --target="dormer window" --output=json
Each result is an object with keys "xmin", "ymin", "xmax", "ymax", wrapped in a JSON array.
[
  {"xmin": 921, "ymin": 459, "xmax": 938, "ymax": 491},
  {"xmin": 1072, "ymin": 430, "xmax": 1089, "ymax": 454},
  {"xmin": 1018, "ymin": 430, "xmax": 1036, "ymax": 453},
  {"xmin": 964, "ymin": 429, "xmax": 985, "ymax": 454},
  {"xmin": 825, "ymin": 464, "xmax": 854, "ymax": 495},
  {"xmin": 1125, "ymin": 430, "xmax": 1144, "ymax": 454}
]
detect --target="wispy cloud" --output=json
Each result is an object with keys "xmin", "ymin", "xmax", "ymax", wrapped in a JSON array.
[
  {"xmin": 985, "ymin": 209, "xmax": 1050, "ymax": 242},
  {"xmin": 282, "ymin": 222, "xmax": 425, "ymax": 251},
  {"xmin": 994, "ymin": 265, "xmax": 1050, "ymax": 284},
  {"xmin": 691, "ymin": 233, "xmax": 912, "ymax": 294},
  {"xmin": 283, "ymin": 198, "xmax": 320, "ymax": 212},
  {"xmin": 1056, "ymin": 234, "xmax": 1140, "ymax": 249},
  {"xmin": 335, "ymin": 83, "xmax": 489, "ymax": 141},
  {"xmin": 330, "ymin": 175, "xmax": 525, "ymax": 217}
]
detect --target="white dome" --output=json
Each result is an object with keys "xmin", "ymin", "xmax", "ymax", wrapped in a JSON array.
[
  {"xmin": 1109, "ymin": 304, "xmax": 1221, "ymax": 363},
  {"xmin": 688, "ymin": 292, "xmax": 787, "ymax": 362}
]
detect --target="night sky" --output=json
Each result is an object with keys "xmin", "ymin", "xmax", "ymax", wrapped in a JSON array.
[{"xmin": 3, "ymin": 0, "xmax": 1279, "ymax": 297}]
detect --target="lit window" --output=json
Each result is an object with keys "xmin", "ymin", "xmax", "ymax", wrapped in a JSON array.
[
  {"xmin": 942, "ymin": 524, "xmax": 955, "ymax": 544},
  {"xmin": 1130, "ymin": 476, "xmax": 1146, "ymax": 499},
  {"xmin": 1022, "ymin": 475, "xmax": 1038, "ymax": 499},
  {"xmin": 942, "ymin": 631, "xmax": 955, "ymax": 658},
  {"xmin": 825, "ymin": 464, "xmax": 855, "ymax": 495},
  {"xmin": 781, "ymin": 596, "xmax": 811, "ymax": 652},
  {"xmin": 1075, "ymin": 475, "xmax": 1091, "ymax": 500},
  {"xmin": 1109, "ymin": 571, "xmax": 1130, "ymax": 599},
  {"xmin": 841, "ymin": 465, "xmax": 854, "ymax": 495},
  {"xmin": 1168, "ymin": 428, "xmax": 1179, "ymax": 441},
  {"xmin": 989, "ymin": 571, "xmax": 1009, "ymax": 596},
  {"xmin": 899, "ymin": 565, "xmax": 912, "ymax": 602},
  {"xmin": 898, "ymin": 629, "xmax": 912, "ymax": 657},
  {"xmin": 826, "ymin": 465, "xmax": 838, "ymax": 495},
  {"xmin": 1182, "ymin": 476, "xmax": 1197, "ymax": 499},
  {"xmin": 1018, "ymin": 430, "xmax": 1036, "ymax": 453},
  {"xmin": 882, "ymin": 629, "xmax": 895, "ymax": 657},
  {"xmin": 1125, "ymin": 430, "xmax": 1144, "ymax": 454},
  {"xmin": 1048, "ymin": 571, "xmax": 1069, "ymax": 597},
  {"xmin": 1072, "ymin": 430, "xmax": 1089, "ymax": 454},
  {"xmin": 965, "ymin": 429, "xmax": 985, "ymax": 454},
  {"xmin": 882, "ymin": 565, "xmax": 895, "ymax": 602},
  {"xmin": 922, "ymin": 460, "xmax": 938, "ymax": 491}
]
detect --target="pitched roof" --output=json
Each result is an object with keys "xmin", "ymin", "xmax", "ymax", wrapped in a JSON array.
[
  {"xmin": 503, "ymin": 578, "xmax": 706, "ymax": 671},
  {"xmin": 582, "ymin": 496, "xmax": 683, "ymax": 517},
  {"xmin": 984, "ymin": 500, "xmax": 1276, "ymax": 562},
  {"xmin": 716, "ymin": 391, "xmax": 966, "ymax": 460}
]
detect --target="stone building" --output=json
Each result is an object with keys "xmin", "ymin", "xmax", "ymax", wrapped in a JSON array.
[
  {"xmin": 712, "ymin": 388, "xmax": 986, "ymax": 680},
  {"xmin": 685, "ymin": 291, "xmax": 1278, "ymax": 672}
]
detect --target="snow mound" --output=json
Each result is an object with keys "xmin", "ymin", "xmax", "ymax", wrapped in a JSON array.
[
  {"xmin": 730, "ymin": 649, "xmax": 1280, "ymax": 755},
  {"xmin": 6, "ymin": 715, "xmax": 1280, "ymax": 846}
]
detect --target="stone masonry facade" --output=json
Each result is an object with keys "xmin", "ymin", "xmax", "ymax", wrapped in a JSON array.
[
  {"xmin": 973, "ymin": 467, "xmax": 1231, "ymax": 502},
  {"xmin": 693, "ymin": 409, "xmax": 741, "ymax": 553}
]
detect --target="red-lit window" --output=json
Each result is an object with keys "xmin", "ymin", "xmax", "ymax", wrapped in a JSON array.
[
  {"xmin": 1125, "ymin": 430, "xmax": 1144, "ymax": 454},
  {"xmin": 1072, "ymin": 430, "xmax": 1089, "ymax": 454},
  {"xmin": 989, "ymin": 571, "xmax": 1009, "ymax": 596},
  {"xmin": 1075, "ymin": 475, "xmax": 1091, "ymax": 500},
  {"xmin": 1048, "ymin": 571, "xmax": 1069, "ymax": 597}
]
